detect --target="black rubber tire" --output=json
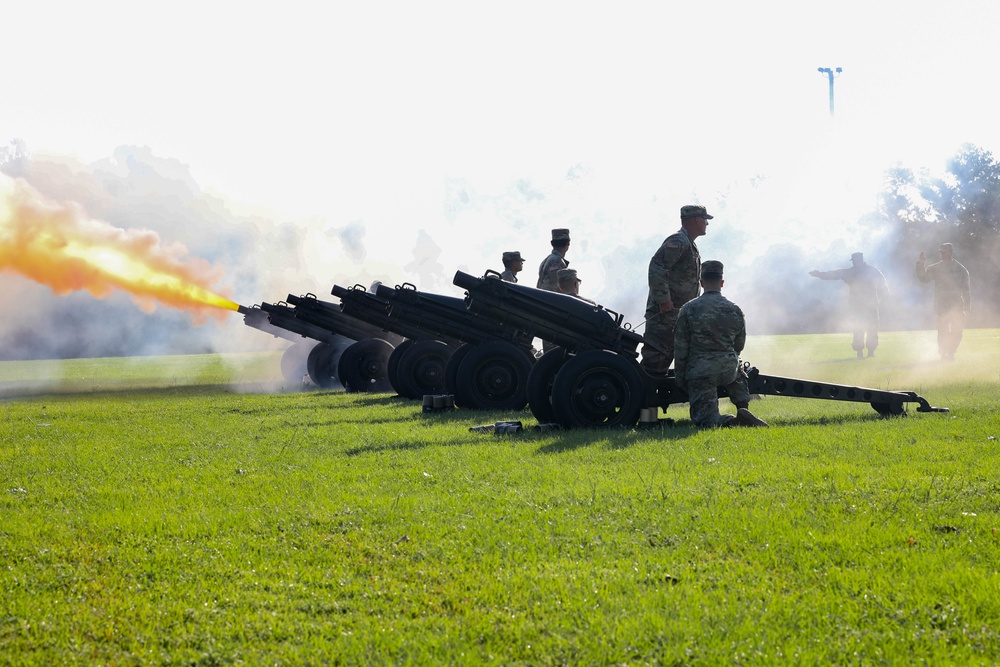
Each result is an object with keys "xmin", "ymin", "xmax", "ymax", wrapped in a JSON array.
[
  {"xmin": 395, "ymin": 339, "xmax": 453, "ymax": 399},
  {"xmin": 455, "ymin": 341, "xmax": 534, "ymax": 410},
  {"xmin": 551, "ymin": 350, "xmax": 644, "ymax": 428},
  {"xmin": 337, "ymin": 338, "xmax": 395, "ymax": 393},
  {"xmin": 280, "ymin": 341, "xmax": 317, "ymax": 383},
  {"xmin": 526, "ymin": 347, "xmax": 569, "ymax": 424},
  {"xmin": 387, "ymin": 339, "xmax": 416, "ymax": 395},
  {"xmin": 444, "ymin": 343, "xmax": 475, "ymax": 404},
  {"xmin": 307, "ymin": 337, "xmax": 352, "ymax": 389}
]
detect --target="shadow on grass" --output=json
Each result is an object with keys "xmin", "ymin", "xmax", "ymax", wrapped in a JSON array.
[{"xmin": 0, "ymin": 382, "xmax": 310, "ymax": 401}]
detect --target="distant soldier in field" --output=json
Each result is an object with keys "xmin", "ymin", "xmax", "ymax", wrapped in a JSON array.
[
  {"xmin": 674, "ymin": 260, "xmax": 767, "ymax": 428},
  {"xmin": 809, "ymin": 251, "xmax": 890, "ymax": 358},
  {"xmin": 538, "ymin": 229, "xmax": 571, "ymax": 353},
  {"xmin": 500, "ymin": 251, "xmax": 524, "ymax": 283},
  {"xmin": 640, "ymin": 205, "xmax": 711, "ymax": 375},
  {"xmin": 916, "ymin": 242, "xmax": 971, "ymax": 361}
]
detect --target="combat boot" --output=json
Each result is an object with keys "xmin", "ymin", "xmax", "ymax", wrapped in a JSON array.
[{"xmin": 735, "ymin": 408, "xmax": 768, "ymax": 428}]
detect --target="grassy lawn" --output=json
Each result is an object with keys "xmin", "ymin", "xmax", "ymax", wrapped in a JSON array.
[{"xmin": 1, "ymin": 331, "xmax": 999, "ymax": 665}]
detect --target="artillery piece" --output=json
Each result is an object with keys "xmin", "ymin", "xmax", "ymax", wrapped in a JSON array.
[
  {"xmin": 453, "ymin": 270, "xmax": 949, "ymax": 429},
  {"xmin": 333, "ymin": 282, "xmax": 537, "ymax": 408},
  {"xmin": 238, "ymin": 298, "xmax": 402, "ymax": 390}
]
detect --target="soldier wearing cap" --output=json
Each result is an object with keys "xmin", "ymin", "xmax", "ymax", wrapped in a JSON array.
[
  {"xmin": 557, "ymin": 268, "xmax": 596, "ymax": 305},
  {"xmin": 500, "ymin": 251, "xmax": 525, "ymax": 283},
  {"xmin": 916, "ymin": 242, "xmax": 971, "ymax": 361},
  {"xmin": 809, "ymin": 251, "xmax": 890, "ymax": 358},
  {"xmin": 537, "ymin": 228, "xmax": 572, "ymax": 353},
  {"xmin": 640, "ymin": 205, "xmax": 712, "ymax": 375},
  {"xmin": 674, "ymin": 260, "xmax": 767, "ymax": 428}
]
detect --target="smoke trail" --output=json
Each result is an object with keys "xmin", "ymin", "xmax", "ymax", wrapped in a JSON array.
[{"xmin": 0, "ymin": 172, "xmax": 238, "ymax": 318}]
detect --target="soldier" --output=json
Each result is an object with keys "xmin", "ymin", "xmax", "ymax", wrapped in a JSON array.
[
  {"xmin": 500, "ymin": 251, "xmax": 524, "ymax": 283},
  {"xmin": 557, "ymin": 268, "xmax": 596, "ymax": 305},
  {"xmin": 809, "ymin": 252, "xmax": 890, "ymax": 358},
  {"xmin": 640, "ymin": 205, "xmax": 711, "ymax": 375},
  {"xmin": 674, "ymin": 260, "xmax": 767, "ymax": 428},
  {"xmin": 537, "ymin": 228, "xmax": 570, "ymax": 292},
  {"xmin": 916, "ymin": 242, "xmax": 971, "ymax": 361},
  {"xmin": 537, "ymin": 228, "xmax": 571, "ymax": 353}
]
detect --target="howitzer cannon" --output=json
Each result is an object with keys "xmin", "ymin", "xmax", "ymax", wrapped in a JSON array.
[
  {"xmin": 238, "ymin": 302, "xmax": 347, "ymax": 385},
  {"xmin": 454, "ymin": 270, "xmax": 949, "ymax": 428},
  {"xmin": 373, "ymin": 283, "xmax": 536, "ymax": 408},
  {"xmin": 333, "ymin": 282, "xmax": 537, "ymax": 408},
  {"xmin": 279, "ymin": 294, "xmax": 405, "ymax": 392}
]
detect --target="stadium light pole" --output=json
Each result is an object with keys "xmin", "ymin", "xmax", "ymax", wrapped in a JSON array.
[{"xmin": 817, "ymin": 67, "xmax": 843, "ymax": 117}]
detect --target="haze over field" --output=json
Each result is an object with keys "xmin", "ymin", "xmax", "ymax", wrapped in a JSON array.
[{"xmin": 2, "ymin": 1, "xmax": 999, "ymax": 361}]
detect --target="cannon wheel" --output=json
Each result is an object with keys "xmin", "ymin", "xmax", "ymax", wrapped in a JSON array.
[
  {"xmin": 280, "ymin": 341, "xmax": 317, "ymax": 383},
  {"xmin": 387, "ymin": 339, "xmax": 416, "ymax": 395},
  {"xmin": 871, "ymin": 401, "xmax": 906, "ymax": 417},
  {"xmin": 337, "ymin": 338, "xmax": 395, "ymax": 393},
  {"xmin": 306, "ymin": 337, "xmax": 352, "ymax": 389},
  {"xmin": 444, "ymin": 343, "xmax": 475, "ymax": 404},
  {"xmin": 551, "ymin": 350, "xmax": 644, "ymax": 428},
  {"xmin": 395, "ymin": 340, "xmax": 453, "ymax": 399},
  {"xmin": 526, "ymin": 347, "xmax": 569, "ymax": 424},
  {"xmin": 455, "ymin": 341, "xmax": 533, "ymax": 410}
]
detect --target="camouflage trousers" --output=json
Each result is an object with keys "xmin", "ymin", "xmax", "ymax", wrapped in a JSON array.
[
  {"xmin": 686, "ymin": 367, "xmax": 751, "ymax": 428},
  {"xmin": 640, "ymin": 309, "xmax": 679, "ymax": 374},
  {"xmin": 936, "ymin": 307, "xmax": 966, "ymax": 357},
  {"xmin": 848, "ymin": 308, "xmax": 879, "ymax": 353}
]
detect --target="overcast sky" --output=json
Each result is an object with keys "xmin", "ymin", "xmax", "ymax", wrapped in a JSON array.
[{"xmin": 3, "ymin": 0, "xmax": 1000, "ymax": 337}]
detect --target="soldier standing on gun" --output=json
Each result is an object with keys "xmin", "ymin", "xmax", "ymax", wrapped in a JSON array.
[
  {"xmin": 500, "ymin": 251, "xmax": 524, "ymax": 283},
  {"xmin": 537, "ymin": 228, "xmax": 571, "ymax": 353},
  {"xmin": 916, "ymin": 242, "xmax": 971, "ymax": 361},
  {"xmin": 809, "ymin": 252, "xmax": 890, "ymax": 359},
  {"xmin": 640, "ymin": 205, "xmax": 710, "ymax": 375},
  {"xmin": 674, "ymin": 260, "xmax": 767, "ymax": 428}
]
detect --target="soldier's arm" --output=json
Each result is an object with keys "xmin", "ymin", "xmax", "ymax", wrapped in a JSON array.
[
  {"xmin": 961, "ymin": 266, "xmax": 971, "ymax": 311},
  {"xmin": 734, "ymin": 311, "xmax": 747, "ymax": 355},
  {"xmin": 915, "ymin": 256, "xmax": 931, "ymax": 283},
  {"xmin": 648, "ymin": 242, "xmax": 683, "ymax": 310}
]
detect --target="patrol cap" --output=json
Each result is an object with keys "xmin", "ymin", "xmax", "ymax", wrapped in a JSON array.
[
  {"xmin": 700, "ymin": 260, "xmax": 724, "ymax": 278},
  {"xmin": 851, "ymin": 252, "xmax": 864, "ymax": 262},
  {"xmin": 680, "ymin": 205, "xmax": 714, "ymax": 220},
  {"xmin": 557, "ymin": 268, "xmax": 580, "ymax": 283},
  {"xmin": 551, "ymin": 228, "xmax": 571, "ymax": 242},
  {"xmin": 502, "ymin": 251, "xmax": 524, "ymax": 263},
  {"xmin": 939, "ymin": 242, "xmax": 954, "ymax": 252}
]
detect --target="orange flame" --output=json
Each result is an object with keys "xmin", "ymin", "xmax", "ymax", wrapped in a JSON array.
[{"xmin": 0, "ymin": 173, "xmax": 239, "ymax": 317}]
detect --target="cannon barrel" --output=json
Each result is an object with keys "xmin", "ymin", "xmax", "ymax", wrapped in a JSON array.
[
  {"xmin": 374, "ymin": 283, "xmax": 533, "ymax": 349},
  {"xmin": 332, "ymin": 284, "xmax": 462, "ymax": 346},
  {"xmin": 453, "ymin": 270, "xmax": 644, "ymax": 356},
  {"xmin": 249, "ymin": 301, "xmax": 340, "ymax": 343},
  {"xmin": 284, "ymin": 293, "xmax": 403, "ymax": 346}
]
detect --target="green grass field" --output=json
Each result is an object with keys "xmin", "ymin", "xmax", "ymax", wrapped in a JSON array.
[{"xmin": 1, "ymin": 331, "xmax": 999, "ymax": 665}]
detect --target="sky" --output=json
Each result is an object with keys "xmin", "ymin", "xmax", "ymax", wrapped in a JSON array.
[{"xmin": 2, "ymin": 0, "xmax": 1000, "ymax": 359}]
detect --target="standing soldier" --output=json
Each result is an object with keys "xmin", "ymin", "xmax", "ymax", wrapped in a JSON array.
[
  {"xmin": 809, "ymin": 252, "xmax": 890, "ymax": 358},
  {"xmin": 500, "ymin": 251, "xmax": 524, "ymax": 283},
  {"xmin": 674, "ymin": 261, "xmax": 767, "ymax": 428},
  {"xmin": 537, "ymin": 228, "xmax": 570, "ymax": 292},
  {"xmin": 537, "ymin": 228, "xmax": 571, "ymax": 353},
  {"xmin": 916, "ymin": 243, "xmax": 971, "ymax": 361},
  {"xmin": 640, "ymin": 205, "xmax": 711, "ymax": 375}
]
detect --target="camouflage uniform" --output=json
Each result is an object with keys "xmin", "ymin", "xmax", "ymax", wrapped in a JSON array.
[
  {"xmin": 916, "ymin": 244, "xmax": 971, "ymax": 359},
  {"xmin": 811, "ymin": 253, "xmax": 889, "ymax": 355},
  {"xmin": 538, "ymin": 229, "xmax": 570, "ymax": 353},
  {"xmin": 640, "ymin": 227, "xmax": 701, "ymax": 374},
  {"xmin": 673, "ymin": 264, "xmax": 751, "ymax": 428}
]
